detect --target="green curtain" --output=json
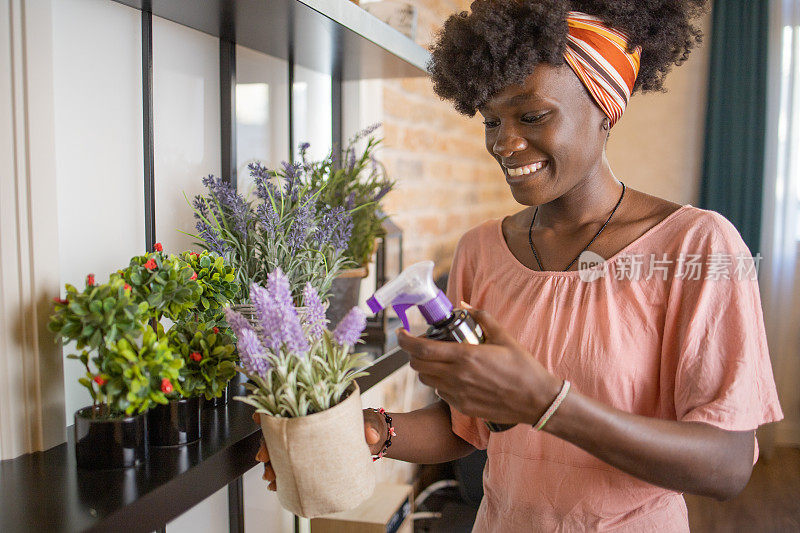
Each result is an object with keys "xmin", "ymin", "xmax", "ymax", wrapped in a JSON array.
[{"xmin": 700, "ymin": 0, "xmax": 770, "ymax": 254}]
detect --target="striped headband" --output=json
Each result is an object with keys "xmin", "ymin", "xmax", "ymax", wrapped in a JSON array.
[{"xmin": 563, "ymin": 11, "xmax": 642, "ymax": 127}]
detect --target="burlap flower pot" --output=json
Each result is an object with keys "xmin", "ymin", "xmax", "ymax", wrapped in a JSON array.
[{"xmin": 259, "ymin": 382, "xmax": 376, "ymax": 518}]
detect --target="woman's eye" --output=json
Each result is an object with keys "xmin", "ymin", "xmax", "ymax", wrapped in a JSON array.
[
  {"xmin": 483, "ymin": 120, "xmax": 500, "ymax": 128},
  {"xmin": 522, "ymin": 113, "xmax": 546, "ymax": 124}
]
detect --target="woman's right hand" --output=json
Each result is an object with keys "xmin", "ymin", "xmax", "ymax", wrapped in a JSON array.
[{"xmin": 252, "ymin": 410, "xmax": 386, "ymax": 491}]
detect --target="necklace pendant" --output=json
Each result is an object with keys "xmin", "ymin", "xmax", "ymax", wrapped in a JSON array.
[{"xmin": 527, "ymin": 183, "xmax": 626, "ymax": 272}]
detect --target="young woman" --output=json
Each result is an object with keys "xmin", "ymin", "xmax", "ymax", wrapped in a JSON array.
[{"xmin": 256, "ymin": 1, "xmax": 783, "ymax": 530}]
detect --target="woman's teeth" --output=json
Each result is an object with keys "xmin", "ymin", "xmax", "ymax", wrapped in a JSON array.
[{"xmin": 506, "ymin": 161, "xmax": 545, "ymax": 177}]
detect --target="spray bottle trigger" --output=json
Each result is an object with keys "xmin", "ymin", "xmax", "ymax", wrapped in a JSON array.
[{"xmin": 393, "ymin": 304, "xmax": 412, "ymax": 331}]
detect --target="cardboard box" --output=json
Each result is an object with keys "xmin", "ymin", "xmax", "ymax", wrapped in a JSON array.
[{"xmin": 311, "ymin": 483, "xmax": 413, "ymax": 533}]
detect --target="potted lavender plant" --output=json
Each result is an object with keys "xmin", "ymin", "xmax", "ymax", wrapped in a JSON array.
[{"xmin": 224, "ymin": 268, "xmax": 374, "ymax": 518}]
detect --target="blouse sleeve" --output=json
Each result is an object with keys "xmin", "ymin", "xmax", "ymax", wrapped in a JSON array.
[
  {"xmin": 663, "ymin": 212, "xmax": 783, "ymax": 437},
  {"xmin": 445, "ymin": 233, "xmax": 490, "ymax": 450}
]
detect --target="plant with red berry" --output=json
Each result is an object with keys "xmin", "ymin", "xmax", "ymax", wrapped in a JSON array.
[
  {"xmin": 167, "ymin": 320, "xmax": 237, "ymax": 400},
  {"xmin": 49, "ymin": 243, "xmax": 242, "ymax": 415},
  {"xmin": 117, "ymin": 248, "xmax": 201, "ymax": 323},
  {"xmin": 48, "ymin": 277, "xmax": 183, "ymax": 417},
  {"xmin": 178, "ymin": 250, "xmax": 238, "ymax": 329}
]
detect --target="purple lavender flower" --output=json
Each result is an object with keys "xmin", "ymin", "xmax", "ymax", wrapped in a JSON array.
[
  {"xmin": 313, "ymin": 207, "xmax": 335, "ymax": 246},
  {"xmin": 200, "ymin": 175, "xmax": 250, "ymax": 237},
  {"xmin": 249, "ymin": 271, "xmax": 309, "ymax": 355},
  {"xmin": 250, "ymin": 162, "xmax": 282, "ymax": 205},
  {"xmin": 193, "ymin": 196, "xmax": 209, "ymax": 217},
  {"xmin": 195, "ymin": 218, "xmax": 230, "ymax": 256},
  {"xmin": 224, "ymin": 307, "xmax": 270, "ymax": 378},
  {"xmin": 248, "ymin": 161, "xmax": 273, "ymax": 186},
  {"xmin": 313, "ymin": 205, "xmax": 352, "ymax": 253},
  {"xmin": 237, "ymin": 327, "xmax": 270, "ymax": 378},
  {"xmin": 267, "ymin": 270, "xmax": 309, "ymax": 354},
  {"xmin": 286, "ymin": 201, "xmax": 312, "ymax": 253},
  {"xmin": 333, "ymin": 307, "xmax": 366, "ymax": 346},
  {"xmin": 193, "ymin": 196, "xmax": 230, "ymax": 254},
  {"xmin": 256, "ymin": 202, "xmax": 279, "ymax": 235},
  {"xmin": 302, "ymin": 283, "xmax": 326, "ymax": 339},
  {"xmin": 372, "ymin": 184, "xmax": 391, "ymax": 203},
  {"xmin": 281, "ymin": 161, "xmax": 303, "ymax": 202},
  {"xmin": 267, "ymin": 269, "xmax": 293, "ymax": 313},
  {"xmin": 350, "ymin": 123, "xmax": 381, "ymax": 143},
  {"xmin": 346, "ymin": 149, "xmax": 357, "ymax": 173},
  {"xmin": 330, "ymin": 212, "xmax": 354, "ymax": 254},
  {"xmin": 224, "ymin": 306, "xmax": 252, "ymax": 335},
  {"xmin": 299, "ymin": 142, "xmax": 310, "ymax": 154},
  {"xmin": 249, "ymin": 283, "xmax": 278, "ymax": 351}
]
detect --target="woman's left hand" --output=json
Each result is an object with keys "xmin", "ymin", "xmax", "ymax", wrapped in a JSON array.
[{"xmin": 397, "ymin": 307, "xmax": 562, "ymax": 425}]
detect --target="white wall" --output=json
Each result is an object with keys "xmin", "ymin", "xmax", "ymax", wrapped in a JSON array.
[
  {"xmin": 166, "ymin": 486, "xmax": 229, "ymax": 533},
  {"xmin": 236, "ymin": 45, "xmax": 290, "ymax": 196},
  {"xmin": 292, "ymin": 66, "xmax": 333, "ymax": 161},
  {"xmin": 606, "ymin": 8, "xmax": 714, "ymax": 205},
  {"xmin": 52, "ymin": 0, "xmax": 145, "ymax": 424},
  {"xmin": 244, "ymin": 466, "xmax": 298, "ymax": 533},
  {"xmin": 152, "ymin": 16, "xmax": 221, "ymax": 255}
]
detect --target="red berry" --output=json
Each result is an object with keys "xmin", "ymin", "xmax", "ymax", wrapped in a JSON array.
[
  {"xmin": 124, "ymin": 283, "xmax": 132, "ymax": 291},
  {"xmin": 190, "ymin": 272, "xmax": 197, "ymax": 281},
  {"xmin": 93, "ymin": 376, "xmax": 107, "ymax": 386},
  {"xmin": 53, "ymin": 297, "xmax": 69, "ymax": 305},
  {"xmin": 213, "ymin": 327, "xmax": 219, "ymax": 334},
  {"xmin": 154, "ymin": 242, "xmax": 163, "ymax": 252},
  {"xmin": 86, "ymin": 274, "xmax": 95, "ymax": 286},
  {"xmin": 161, "ymin": 378, "xmax": 173, "ymax": 394},
  {"xmin": 143, "ymin": 259, "xmax": 157, "ymax": 270},
  {"xmin": 190, "ymin": 352, "xmax": 202, "ymax": 362}
]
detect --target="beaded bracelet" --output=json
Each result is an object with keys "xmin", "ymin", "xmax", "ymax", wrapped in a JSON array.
[
  {"xmin": 370, "ymin": 407, "xmax": 396, "ymax": 461},
  {"xmin": 533, "ymin": 380, "xmax": 571, "ymax": 431}
]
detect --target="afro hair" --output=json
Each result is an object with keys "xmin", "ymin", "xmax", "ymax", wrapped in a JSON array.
[{"xmin": 428, "ymin": 0, "xmax": 709, "ymax": 116}]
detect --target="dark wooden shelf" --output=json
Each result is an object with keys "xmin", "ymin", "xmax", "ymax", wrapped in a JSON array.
[
  {"xmin": 112, "ymin": 0, "xmax": 430, "ymax": 79},
  {"xmin": 0, "ymin": 349, "xmax": 409, "ymax": 533}
]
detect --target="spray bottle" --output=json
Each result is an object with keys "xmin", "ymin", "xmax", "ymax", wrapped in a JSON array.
[{"xmin": 367, "ymin": 261, "xmax": 515, "ymax": 432}]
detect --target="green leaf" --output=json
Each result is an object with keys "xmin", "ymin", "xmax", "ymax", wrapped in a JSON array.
[
  {"xmin": 69, "ymin": 303, "xmax": 87, "ymax": 316},
  {"xmin": 89, "ymin": 300, "xmax": 103, "ymax": 314}
]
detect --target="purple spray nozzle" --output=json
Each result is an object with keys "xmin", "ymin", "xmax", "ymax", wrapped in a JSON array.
[
  {"xmin": 367, "ymin": 295, "xmax": 383, "ymax": 315},
  {"xmin": 418, "ymin": 290, "xmax": 453, "ymax": 325},
  {"xmin": 367, "ymin": 261, "xmax": 454, "ymax": 331}
]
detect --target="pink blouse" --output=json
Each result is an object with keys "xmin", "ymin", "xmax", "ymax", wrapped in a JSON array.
[{"xmin": 446, "ymin": 204, "xmax": 783, "ymax": 532}]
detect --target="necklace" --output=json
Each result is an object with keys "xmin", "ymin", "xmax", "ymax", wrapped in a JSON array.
[{"xmin": 528, "ymin": 182, "xmax": 626, "ymax": 272}]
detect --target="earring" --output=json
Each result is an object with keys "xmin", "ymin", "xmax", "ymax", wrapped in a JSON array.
[{"xmin": 602, "ymin": 118, "xmax": 610, "ymax": 131}]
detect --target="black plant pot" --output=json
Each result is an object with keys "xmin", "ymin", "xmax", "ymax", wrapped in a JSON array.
[
  {"xmin": 74, "ymin": 405, "xmax": 148, "ymax": 470},
  {"xmin": 147, "ymin": 397, "xmax": 202, "ymax": 447},
  {"xmin": 203, "ymin": 387, "xmax": 228, "ymax": 408}
]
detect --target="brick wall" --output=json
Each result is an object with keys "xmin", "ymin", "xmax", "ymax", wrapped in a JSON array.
[{"xmin": 376, "ymin": 0, "xmax": 520, "ymax": 281}]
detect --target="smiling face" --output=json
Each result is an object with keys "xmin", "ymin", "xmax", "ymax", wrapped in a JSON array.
[{"xmin": 479, "ymin": 63, "xmax": 610, "ymax": 206}]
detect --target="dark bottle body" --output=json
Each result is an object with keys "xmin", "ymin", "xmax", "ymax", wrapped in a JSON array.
[{"xmin": 425, "ymin": 309, "xmax": 516, "ymax": 432}]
